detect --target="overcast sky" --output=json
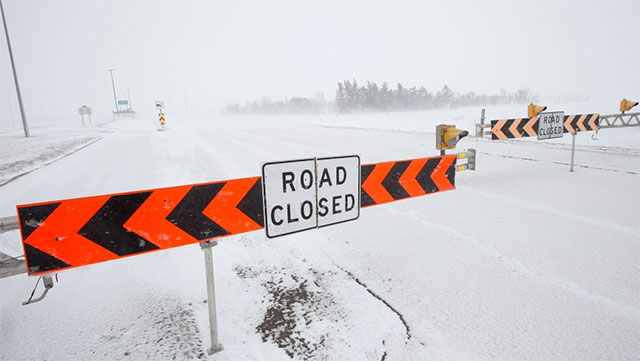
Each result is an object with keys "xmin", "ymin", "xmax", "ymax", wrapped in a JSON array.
[{"xmin": 1, "ymin": 0, "xmax": 638, "ymax": 124}]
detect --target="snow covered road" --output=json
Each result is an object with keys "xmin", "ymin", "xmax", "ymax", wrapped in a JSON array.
[{"xmin": 1, "ymin": 106, "xmax": 639, "ymax": 360}]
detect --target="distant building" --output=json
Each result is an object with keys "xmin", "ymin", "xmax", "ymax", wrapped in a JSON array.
[{"xmin": 289, "ymin": 97, "xmax": 310, "ymax": 111}]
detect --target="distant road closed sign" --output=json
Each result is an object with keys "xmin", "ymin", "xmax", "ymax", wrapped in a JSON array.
[
  {"xmin": 262, "ymin": 155, "xmax": 360, "ymax": 238},
  {"xmin": 538, "ymin": 111, "xmax": 565, "ymax": 140}
]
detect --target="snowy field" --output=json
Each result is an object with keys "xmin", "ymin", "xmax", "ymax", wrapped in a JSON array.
[{"xmin": 1, "ymin": 103, "xmax": 639, "ymax": 360}]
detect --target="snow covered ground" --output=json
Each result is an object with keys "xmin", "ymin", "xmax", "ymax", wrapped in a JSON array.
[{"xmin": 1, "ymin": 103, "xmax": 639, "ymax": 360}]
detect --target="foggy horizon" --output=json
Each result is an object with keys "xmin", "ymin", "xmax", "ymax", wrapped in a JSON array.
[{"xmin": 1, "ymin": 0, "xmax": 638, "ymax": 124}]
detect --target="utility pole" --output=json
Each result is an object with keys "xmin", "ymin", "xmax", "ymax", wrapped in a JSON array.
[
  {"xmin": 127, "ymin": 86, "xmax": 132, "ymax": 111},
  {"xmin": 108, "ymin": 68, "xmax": 118, "ymax": 115},
  {"xmin": 1, "ymin": 0, "xmax": 29, "ymax": 137}
]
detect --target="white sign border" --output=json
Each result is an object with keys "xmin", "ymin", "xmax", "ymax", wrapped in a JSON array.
[
  {"xmin": 261, "ymin": 155, "xmax": 361, "ymax": 239},
  {"xmin": 261, "ymin": 157, "xmax": 317, "ymax": 239},
  {"xmin": 316, "ymin": 155, "xmax": 361, "ymax": 230},
  {"xmin": 537, "ymin": 111, "xmax": 565, "ymax": 140}
]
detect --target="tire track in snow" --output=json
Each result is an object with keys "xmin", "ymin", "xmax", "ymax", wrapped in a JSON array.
[
  {"xmin": 218, "ymin": 127, "xmax": 332, "ymax": 157},
  {"xmin": 172, "ymin": 127, "xmax": 277, "ymax": 182},
  {"xmin": 191, "ymin": 128, "xmax": 296, "ymax": 177},
  {"xmin": 474, "ymin": 136, "xmax": 640, "ymax": 157},
  {"xmin": 478, "ymin": 151, "xmax": 639, "ymax": 175},
  {"xmin": 465, "ymin": 185, "xmax": 640, "ymax": 238},
  {"xmin": 383, "ymin": 204, "xmax": 640, "ymax": 321}
]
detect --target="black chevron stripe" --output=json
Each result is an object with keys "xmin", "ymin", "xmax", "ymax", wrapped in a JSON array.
[
  {"xmin": 416, "ymin": 158, "xmax": 440, "ymax": 194},
  {"xmin": 446, "ymin": 157, "xmax": 456, "ymax": 187},
  {"xmin": 79, "ymin": 192, "xmax": 158, "ymax": 256},
  {"xmin": 24, "ymin": 243, "xmax": 70, "ymax": 275},
  {"xmin": 532, "ymin": 118, "xmax": 539, "ymax": 134},
  {"xmin": 18, "ymin": 202, "xmax": 61, "ymax": 240},
  {"xmin": 237, "ymin": 178, "xmax": 264, "ymax": 227},
  {"xmin": 584, "ymin": 114, "xmax": 592, "ymax": 130},
  {"xmin": 571, "ymin": 115, "xmax": 580, "ymax": 131},
  {"xmin": 381, "ymin": 161, "xmax": 410, "ymax": 200},
  {"xmin": 166, "ymin": 183, "xmax": 230, "ymax": 240},
  {"xmin": 360, "ymin": 164, "xmax": 376, "ymax": 206},
  {"xmin": 576, "ymin": 115, "xmax": 584, "ymax": 130},
  {"xmin": 501, "ymin": 119, "xmax": 515, "ymax": 139},
  {"xmin": 516, "ymin": 118, "xmax": 529, "ymax": 137}
]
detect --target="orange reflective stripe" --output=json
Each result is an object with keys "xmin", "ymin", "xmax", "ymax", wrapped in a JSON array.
[
  {"xmin": 123, "ymin": 185, "xmax": 197, "ymax": 249},
  {"xmin": 524, "ymin": 117, "xmax": 537, "ymax": 137},
  {"xmin": 23, "ymin": 196, "xmax": 117, "ymax": 267},
  {"xmin": 492, "ymin": 119, "xmax": 507, "ymax": 140},
  {"xmin": 203, "ymin": 177, "xmax": 262, "ymax": 235},
  {"xmin": 361, "ymin": 162, "xmax": 395, "ymax": 205},
  {"xmin": 431, "ymin": 155, "xmax": 455, "ymax": 192},
  {"xmin": 589, "ymin": 114, "xmax": 599, "ymax": 130},
  {"xmin": 398, "ymin": 158, "xmax": 428, "ymax": 198},
  {"xmin": 564, "ymin": 115, "xmax": 576, "ymax": 133}
]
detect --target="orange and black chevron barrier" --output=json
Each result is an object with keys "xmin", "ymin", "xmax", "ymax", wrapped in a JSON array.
[
  {"xmin": 17, "ymin": 155, "xmax": 456, "ymax": 276},
  {"xmin": 17, "ymin": 177, "xmax": 264, "ymax": 276},
  {"xmin": 491, "ymin": 114, "xmax": 599, "ymax": 140},
  {"xmin": 360, "ymin": 155, "xmax": 456, "ymax": 207}
]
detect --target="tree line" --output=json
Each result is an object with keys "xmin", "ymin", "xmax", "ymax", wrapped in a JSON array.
[
  {"xmin": 224, "ymin": 93, "xmax": 327, "ymax": 115},
  {"xmin": 336, "ymin": 80, "xmax": 538, "ymax": 112},
  {"xmin": 224, "ymin": 80, "xmax": 540, "ymax": 114}
]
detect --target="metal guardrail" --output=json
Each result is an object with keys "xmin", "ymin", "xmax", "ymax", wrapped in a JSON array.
[
  {"xmin": 475, "ymin": 110, "xmax": 640, "ymax": 137},
  {"xmin": 0, "ymin": 216, "xmax": 19, "ymax": 233},
  {"xmin": 0, "ymin": 216, "xmax": 26, "ymax": 278},
  {"xmin": 0, "ymin": 252, "xmax": 25, "ymax": 278},
  {"xmin": 475, "ymin": 108, "xmax": 491, "ymax": 137},
  {"xmin": 455, "ymin": 149, "xmax": 476, "ymax": 172},
  {"xmin": 597, "ymin": 112, "xmax": 640, "ymax": 129}
]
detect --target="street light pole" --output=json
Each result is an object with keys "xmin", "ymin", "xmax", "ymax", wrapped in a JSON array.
[
  {"xmin": 1, "ymin": 0, "xmax": 29, "ymax": 137},
  {"xmin": 108, "ymin": 68, "xmax": 118, "ymax": 115}
]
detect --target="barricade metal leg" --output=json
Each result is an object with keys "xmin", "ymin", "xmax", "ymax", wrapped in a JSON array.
[
  {"xmin": 570, "ymin": 132, "xmax": 576, "ymax": 172},
  {"xmin": 200, "ymin": 240, "xmax": 223, "ymax": 355},
  {"xmin": 22, "ymin": 275, "xmax": 54, "ymax": 305}
]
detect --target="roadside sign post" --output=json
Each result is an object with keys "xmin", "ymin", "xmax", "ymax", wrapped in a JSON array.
[
  {"xmin": 156, "ymin": 101, "xmax": 166, "ymax": 129},
  {"xmin": 117, "ymin": 99, "xmax": 129, "ymax": 112},
  {"xmin": 538, "ymin": 111, "xmax": 577, "ymax": 172},
  {"xmin": 200, "ymin": 240, "xmax": 223, "ymax": 355},
  {"xmin": 570, "ymin": 132, "xmax": 576, "ymax": 172},
  {"xmin": 78, "ymin": 106, "xmax": 92, "ymax": 126}
]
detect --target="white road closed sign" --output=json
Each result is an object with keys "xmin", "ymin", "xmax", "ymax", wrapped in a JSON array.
[
  {"xmin": 538, "ymin": 111, "xmax": 565, "ymax": 140},
  {"xmin": 261, "ymin": 155, "xmax": 361, "ymax": 238}
]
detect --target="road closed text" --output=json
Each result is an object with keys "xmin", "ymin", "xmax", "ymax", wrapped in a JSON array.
[
  {"xmin": 262, "ymin": 156, "xmax": 360, "ymax": 238},
  {"xmin": 538, "ymin": 111, "xmax": 565, "ymax": 140}
]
